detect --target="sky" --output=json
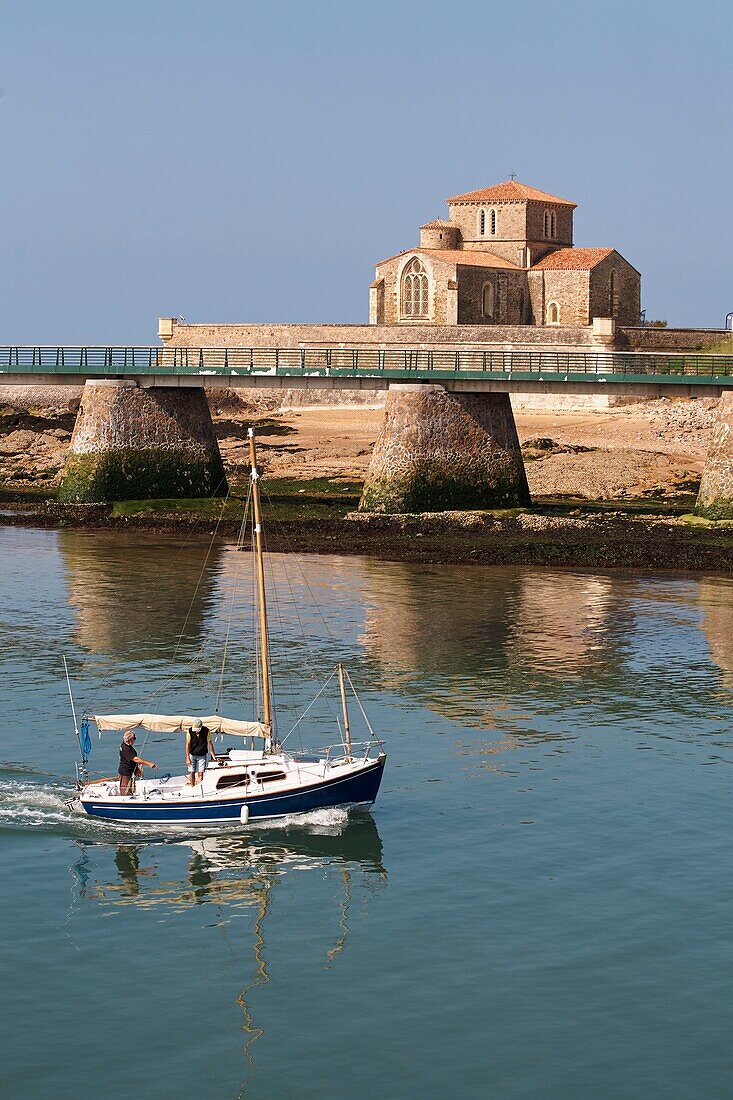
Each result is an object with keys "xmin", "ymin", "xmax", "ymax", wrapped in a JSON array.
[{"xmin": 1, "ymin": 0, "xmax": 732, "ymax": 343}]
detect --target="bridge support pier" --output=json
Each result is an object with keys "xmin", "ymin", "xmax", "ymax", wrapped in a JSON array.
[
  {"xmin": 58, "ymin": 380, "xmax": 227, "ymax": 503},
  {"xmin": 695, "ymin": 390, "xmax": 733, "ymax": 519},
  {"xmin": 358, "ymin": 384, "xmax": 530, "ymax": 514}
]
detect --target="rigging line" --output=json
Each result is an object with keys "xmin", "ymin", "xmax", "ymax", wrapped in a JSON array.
[
  {"xmin": 280, "ymin": 668, "xmax": 338, "ymax": 744},
  {"xmin": 85, "ymin": 478, "xmax": 238, "ymax": 712},
  {"xmin": 136, "ymin": 486, "xmax": 236, "ymax": 734},
  {"xmin": 343, "ymin": 668, "xmax": 382, "ymax": 746},
  {"xmin": 215, "ymin": 484, "xmax": 253, "ymax": 715},
  {"xmin": 260, "ymin": 485, "xmax": 336, "ymax": 642},
  {"xmin": 259, "ymin": 486, "xmax": 343, "ymax": 740}
]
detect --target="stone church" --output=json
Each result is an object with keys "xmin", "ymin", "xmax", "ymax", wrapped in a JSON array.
[{"xmin": 370, "ymin": 180, "xmax": 640, "ymax": 328}]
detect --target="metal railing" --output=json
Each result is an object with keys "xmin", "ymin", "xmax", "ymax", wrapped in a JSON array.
[{"xmin": 1, "ymin": 345, "xmax": 733, "ymax": 382}]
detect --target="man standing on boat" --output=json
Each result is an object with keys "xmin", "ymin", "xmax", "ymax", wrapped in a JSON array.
[
  {"xmin": 186, "ymin": 719, "xmax": 217, "ymax": 786},
  {"xmin": 118, "ymin": 731, "xmax": 156, "ymax": 796}
]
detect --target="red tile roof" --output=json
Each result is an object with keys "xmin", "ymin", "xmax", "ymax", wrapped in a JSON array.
[
  {"xmin": 532, "ymin": 247, "xmax": 614, "ymax": 270},
  {"xmin": 419, "ymin": 219, "xmax": 453, "ymax": 229},
  {"xmin": 376, "ymin": 247, "xmax": 520, "ymax": 270},
  {"xmin": 446, "ymin": 180, "xmax": 576, "ymax": 207}
]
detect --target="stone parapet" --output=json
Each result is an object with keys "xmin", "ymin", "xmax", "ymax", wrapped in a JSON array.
[
  {"xmin": 621, "ymin": 327, "xmax": 732, "ymax": 351},
  {"xmin": 163, "ymin": 320, "xmax": 597, "ymax": 350},
  {"xmin": 59, "ymin": 380, "xmax": 227, "ymax": 503},
  {"xmin": 359, "ymin": 384, "xmax": 530, "ymax": 514},
  {"xmin": 695, "ymin": 391, "xmax": 733, "ymax": 519}
]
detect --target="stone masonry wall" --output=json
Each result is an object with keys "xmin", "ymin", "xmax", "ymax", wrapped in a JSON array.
[
  {"xmin": 588, "ymin": 253, "xmax": 641, "ymax": 327},
  {"xmin": 539, "ymin": 270, "xmax": 591, "ymax": 326},
  {"xmin": 167, "ymin": 321, "xmax": 598, "ymax": 349},
  {"xmin": 359, "ymin": 385, "xmax": 531, "ymax": 513},
  {"xmin": 457, "ymin": 268, "xmax": 528, "ymax": 325},
  {"xmin": 695, "ymin": 390, "xmax": 733, "ymax": 518},
  {"xmin": 620, "ymin": 328, "xmax": 733, "ymax": 351}
]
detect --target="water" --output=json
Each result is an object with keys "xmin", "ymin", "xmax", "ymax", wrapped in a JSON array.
[{"xmin": 1, "ymin": 526, "xmax": 732, "ymax": 1099}]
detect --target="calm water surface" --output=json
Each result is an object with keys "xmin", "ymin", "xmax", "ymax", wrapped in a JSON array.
[{"xmin": 1, "ymin": 527, "xmax": 732, "ymax": 1099}]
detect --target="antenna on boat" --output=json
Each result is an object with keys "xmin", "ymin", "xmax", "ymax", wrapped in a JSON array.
[
  {"xmin": 337, "ymin": 664, "xmax": 352, "ymax": 760},
  {"xmin": 248, "ymin": 428, "xmax": 275, "ymax": 751},
  {"xmin": 63, "ymin": 656, "xmax": 90, "ymax": 783}
]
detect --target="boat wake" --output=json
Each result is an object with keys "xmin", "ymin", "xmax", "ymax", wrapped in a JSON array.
[
  {"xmin": 248, "ymin": 806, "xmax": 351, "ymax": 833},
  {"xmin": 0, "ymin": 777, "xmax": 78, "ymax": 833}
]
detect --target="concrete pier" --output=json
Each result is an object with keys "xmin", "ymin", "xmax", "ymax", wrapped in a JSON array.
[
  {"xmin": 58, "ymin": 380, "xmax": 227, "ymax": 503},
  {"xmin": 358, "ymin": 384, "xmax": 530, "ymax": 513},
  {"xmin": 695, "ymin": 390, "xmax": 733, "ymax": 519}
]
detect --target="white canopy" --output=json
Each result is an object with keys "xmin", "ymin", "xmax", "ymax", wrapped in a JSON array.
[{"xmin": 92, "ymin": 714, "xmax": 267, "ymax": 737}]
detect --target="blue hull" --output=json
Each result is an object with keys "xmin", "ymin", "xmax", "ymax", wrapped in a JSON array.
[{"xmin": 81, "ymin": 757, "xmax": 385, "ymax": 825}]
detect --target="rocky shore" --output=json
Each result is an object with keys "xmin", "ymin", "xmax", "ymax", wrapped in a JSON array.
[{"xmin": 1, "ymin": 500, "xmax": 730, "ymax": 573}]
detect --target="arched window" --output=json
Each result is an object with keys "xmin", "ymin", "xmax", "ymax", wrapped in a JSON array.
[
  {"xmin": 490, "ymin": 209, "xmax": 497, "ymax": 235},
  {"xmin": 479, "ymin": 209, "xmax": 486, "ymax": 236},
  {"xmin": 546, "ymin": 301, "xmax": 560, "ymax": 325},
  {"xmin": 482, "ymin": 281, "xmax": 495, "ymax": 319},
  {"xmin": 609, "ymin": 269, "xmax": 618, "ymax": 317},
  {"xmin": 550, "ymin": 211, "xmax": 557, "ymax": 239},
  {"xmin": 401, "ymin": 257, "xmax": 429, "ymax": 319},
  {"xmin": 543, "ymin": 211, "xmax": 550, "ymax": 238}
]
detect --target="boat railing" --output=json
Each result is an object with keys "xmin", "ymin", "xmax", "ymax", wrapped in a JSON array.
[{"xmin": 314, "ymin": 740, "xmax": 383, "ymax": 764}]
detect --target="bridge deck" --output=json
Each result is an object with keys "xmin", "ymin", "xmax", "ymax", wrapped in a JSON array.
[{"xmin": 2, "ymin": 346, "xmax": 732, "ymax": 393}]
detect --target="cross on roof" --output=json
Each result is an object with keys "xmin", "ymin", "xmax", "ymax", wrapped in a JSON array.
[{"xmin": 509, "ymin": 171, "xmax": 517, "ymax": 180}]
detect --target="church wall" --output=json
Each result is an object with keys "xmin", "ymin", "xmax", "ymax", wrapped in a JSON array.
[
  {"xmin": 588, "ymin": 254, "xmax": 641, "ymax": 327},
  {"xmin": 457, "ymin": 268, "xmax": 528, "ymax": 325},
  {"xmin": 375, "ymin": 253, "xmax": 457, "ymax": 325},
  {"xmin": 540, "ymin": 270, "xmax": 591, "ymax": 326},
  {"xmin": 448, "ymin": 202, "xmax": 527, "ymax": 265},
  {"xmin": 525, "ymin": 202, "xmax": 573, "ymax": 248}
]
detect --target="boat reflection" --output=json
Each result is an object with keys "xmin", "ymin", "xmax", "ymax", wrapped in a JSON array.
[
  {"xmin": 71, "ymin": 812, "xmax": 386, "ymax": 1090},
  {"xmin": 73, "ymin": 811, "xmax": 386, "ymax": 912}
]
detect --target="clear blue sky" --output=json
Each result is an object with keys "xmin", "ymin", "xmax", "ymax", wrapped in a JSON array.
[{"xmin": 1, "ymin": 0, "xmax": 731, "ymax": 343}]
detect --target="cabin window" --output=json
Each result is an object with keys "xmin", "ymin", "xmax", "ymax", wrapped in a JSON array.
[
  {"xmin": 401, "ymin": 257, "xmax": 429, "ymax": 319},
  {"xmin": 546, "ymin": 301, "xmax": 560, "ymax": 325},
  {"xmin": 217, "ymin": 772, "xmax": 250, "ymax": 790},
  {"xmin": 482, "ymin": 282, "xmax": 496, "ymax": 319},
  {"xmin": 479, "ymin": 209, "xmax": 486, "ymax": 236}
]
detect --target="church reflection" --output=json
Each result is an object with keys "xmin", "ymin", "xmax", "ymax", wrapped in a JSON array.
[{"xmin": 58, "ymin": 530, "xmax": 226, "ymax": 656}]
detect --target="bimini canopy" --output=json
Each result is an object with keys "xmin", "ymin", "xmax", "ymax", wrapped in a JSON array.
[{"xmin": 92, "ymin": 714, "xmax": 267, "ymax": 737}]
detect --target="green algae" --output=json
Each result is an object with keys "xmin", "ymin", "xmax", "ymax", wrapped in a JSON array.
[
  {"xmin": 58, "ymin": 448, "xmax": 228, "ymax": 503},
  {"xmin": 358, "ymin": 464, "xmax": 531, "ymax": 514}
]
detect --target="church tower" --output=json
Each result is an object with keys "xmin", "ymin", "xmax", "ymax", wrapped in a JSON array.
[{"xmin": 445, "ymin": 180, "xmax": 575, "ymax": 267}]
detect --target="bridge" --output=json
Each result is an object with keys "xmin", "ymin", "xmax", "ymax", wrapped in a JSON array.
[
  {"xmin": 2, "ymin": 345, "xmax": 733, "ymax": 398},
  {"xmin": 3, "ymin": 345, "xmax": 731, "ymax": 517}
]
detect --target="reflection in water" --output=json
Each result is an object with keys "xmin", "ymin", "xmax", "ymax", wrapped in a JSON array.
[
  {"xmin": 359, "ymin": 562, "xmax": 626, "ymax": 730},
  {"xmin": 698, "ymin": 577, "xmax": 733, "ymax": 688},
  {"xmin": 71, "ymin": 813, "xmax": 386, "ymax": 1088},
  {"xmin": 59, "ymin": 530, "xmax": 226, "ymax": 656}
]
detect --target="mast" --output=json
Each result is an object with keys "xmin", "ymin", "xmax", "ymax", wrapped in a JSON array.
[
  {"xmin": 248, "ymin": 428, "xmax": 274, "ymax": 747},
  {"xmin": 337, "ymin": 663, "xmax": 352, "ymax": 759}
]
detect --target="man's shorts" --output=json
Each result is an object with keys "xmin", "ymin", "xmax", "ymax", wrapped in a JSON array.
[{"xmin": 188, "ymin": 754, "xmax": 207, "ymax": 775}]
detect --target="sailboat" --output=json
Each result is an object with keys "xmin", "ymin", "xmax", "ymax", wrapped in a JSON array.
[{"xmin": 70, "ymin": 429, "xmax": 386, "ymax": 825}]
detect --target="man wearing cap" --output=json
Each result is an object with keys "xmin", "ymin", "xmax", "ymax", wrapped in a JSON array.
[{"xmin": 186, "ymin": 719, "xmax": 217, "ymax": 786}]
